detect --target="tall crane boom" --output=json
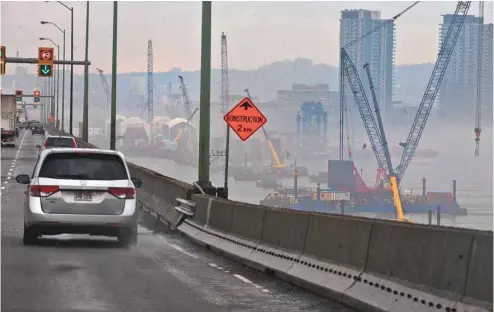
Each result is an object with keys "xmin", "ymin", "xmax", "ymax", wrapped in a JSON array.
[
  {"xmin": 178, "ymin": 75, "xmax": 194, "ymax": 120},
  {"xmin": 220, "ymin": 32, "xmax": 230, "ymax": 114},
  {"xmin": 147, "ymin": 40, "xmax": 154, "ymax": 126},
  {"xmin": 96, "ymin": 68, "xmax": 110, "ymax": 109},
  {"xmin": 396, "ymin": 1, "xmax": 471, "ymax": 181},
  {"xmin": 175, "ymin": 75, "xmax": 198, "ymax": 142},
  {"xmin": 475, "ymin": 1, "xmax": 484, "ymax": 156},
  {"xmin": 341, "ymin": 49, "xmax": 389, "ymax": 176}
]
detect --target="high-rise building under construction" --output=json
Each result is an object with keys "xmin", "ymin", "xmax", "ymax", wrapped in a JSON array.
[
  {"xmin": 438, "ymin": 15, "xmax": 493, "ymax": 123},
  {"xmin": 339, "ymin": 9, "xmax": 395, "ymax": 121}
]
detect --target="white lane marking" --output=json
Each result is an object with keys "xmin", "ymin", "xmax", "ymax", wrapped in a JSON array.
[
  {"xmin": 6, "ymin": 177, "xmax": 10, "ymax": 180},
  {"xmin": 156, "ymin": 236, "xmax": 199, "ymax": 259},
  {"xmin": 1, "ymin": 187, "xmax": 5, "ymax": 190},
  {"xmin": 7, "ymin": 173, "xmax": 11, "ymax": 176},
  {"xmin": 9, "ymin": 168, "xmax": 13, "ymax": 172},
  {"xmin": 233, "ymin": 274, "xmax": 254, "ymax": 285},
  {"xmin": 3, "ymin": 181, "xmax": 7, "ymax": 184},
  {"xmin": 208, "ymin": 263, "xmax": 271, "ymax": 293}
]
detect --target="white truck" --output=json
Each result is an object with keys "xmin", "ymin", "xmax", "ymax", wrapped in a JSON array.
[{"xmin": 1, "ymin": 94, "xmax": 18, "ymax": 147}]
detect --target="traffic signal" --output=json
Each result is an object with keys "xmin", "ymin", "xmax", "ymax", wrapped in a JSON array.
[
  {"xmin": 0, "ymin": 46, "xmax": 5, "ymax": 76},
  {"xmin": 15, "ymin": 89, "xmax": 23, "ymax": 102},
  {"xmin": 34, "ymin": 90, "xmax": 40, "ymax": 104},
  {"xmin": 37, "ymin": 47, "xmax": 54, "ymax": 78}
]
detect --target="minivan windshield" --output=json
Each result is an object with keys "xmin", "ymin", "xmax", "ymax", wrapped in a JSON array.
[{"xmin": 39, "ymin": 153, "xmax": 128, "ymax": 180}]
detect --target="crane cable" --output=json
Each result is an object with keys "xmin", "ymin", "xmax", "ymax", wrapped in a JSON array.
[{"xmin": 343, "ymin": 1, "xmax": 420, "ymax": 50}]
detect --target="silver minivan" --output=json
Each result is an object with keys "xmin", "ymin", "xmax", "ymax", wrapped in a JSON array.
[{"xmin": 16, "ymin": 148, "xmax": 143, "ymax": 247}]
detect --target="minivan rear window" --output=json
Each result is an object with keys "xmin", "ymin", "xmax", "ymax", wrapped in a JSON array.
[
  {"xmin": 45, "ymin": 137, "xmax": 74, "ymax": 148},
  {"xmin": 39, "ymin": 153, "xmax": 128, "ymax": 180}
]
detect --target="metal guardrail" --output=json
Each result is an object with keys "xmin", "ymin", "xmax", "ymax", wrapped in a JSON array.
[{"xmin": 174, "ymin": 198, "xmax": 195, "ymax": 217}]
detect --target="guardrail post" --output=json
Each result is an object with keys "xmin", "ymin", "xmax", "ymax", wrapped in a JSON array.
[
  {"xmin": 436, "ymin": 205, "xmax": 441, "ymax": 226},
  {"xmin": 340, "ymin": 199, "xmax": 345, "ymax": 215},
  {"xmin": 428, "ymin": 209, "xmax": 432, "ymax": 225}
]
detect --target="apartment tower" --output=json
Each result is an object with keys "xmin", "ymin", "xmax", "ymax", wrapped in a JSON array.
[
  {"xmin": 438, "ymin": 14, "xmax": 493, "ymax": 124},
  {"xmin": 339, "ymin": 9, "xmax": 395, "ymax": 121}
]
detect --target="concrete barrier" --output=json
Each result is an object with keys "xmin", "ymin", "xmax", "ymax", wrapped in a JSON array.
[
  {"xmin": 261, "ymin": 208, "xmax": 310, "ymax": 253},
  {"xmin": 180, "ymin": 194, "xmax": 493, "ymax": 312},
  {"xmin": 304, "ymin": 213, "xmax": 373, "ymax": 270}
]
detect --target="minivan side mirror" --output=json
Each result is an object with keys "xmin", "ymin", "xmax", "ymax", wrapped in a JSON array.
[
  {"xmin": 36, "ymin": 144, "xmax": 41, "ymax": 149},
  {"xmin": 131, "ymin": 177, "xmax": 143, "ymax": 188},
  {"xmin": 16, "ymin": 174, "xmax": 30, "ymax": 184}
]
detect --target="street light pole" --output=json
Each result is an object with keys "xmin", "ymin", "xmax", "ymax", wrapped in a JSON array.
[
  {"xmin": 62, "ymin": 30, "xmax": 66, "ymax": 131},
  {"xmin": 70, "ymin": 7, "xmax": 74, "ymax": 136},
  {"xmin": 110, "ymin": 1, "xmax": 118, "ymax": 151},
  {"xmin": 83, "ymin": 1, "xmax": 90, "ymax": 142},
  {"xmin": 56, "ymin": 45, "xmax": 60, "ymax": 127},
  {"xmin": 197, "ymin": 1, "xmax": 212, "ymax": 187},
  {"xmin": 52, "ymin": 54, "xmax": 56, "ymax": 120}
]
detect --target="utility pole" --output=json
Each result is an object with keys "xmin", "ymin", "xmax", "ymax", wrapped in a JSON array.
[
  {"xmin": 69, "ymin": 7, "xmax": 74, "ymax": 135},
  {"xmin": 110, "ymin": 1, "xmax": 118, "ymax": 151},
  {"xmin": 62, "ymin": 30, "xmax": 66, "ymax": 131},
  {"xmin": 83, "ymin": 1, "xmax": 90, "ymax": 142},
  {"xmin": 197, "ymin": 1, "xmax": 212, "ymax": 190},
  {"xmin": 56, "ymin": 46, "xmax": 60, "ymax": 127},
  {"xmin": 51, "ymin": 61, "xmax": 55, "ymax": 121},
  {"xmin": 220, "ymin": 32, "xmax": 230, "ymax": 199}
]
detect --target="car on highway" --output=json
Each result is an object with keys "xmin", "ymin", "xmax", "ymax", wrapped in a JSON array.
[
  {"xmin": 25, "ymin": 120, "xmax": 38, "ymax": 130},
  {"xmin": 15, "ymin": 148, "xmax": 143, "ymax": 247},
  {"xmin": 31, "ymin": 124, "xmax": 45, "ymax": 135},
  {"xmin": 36, "ymin": 135, "xmax": 77, "ymax": 152}
]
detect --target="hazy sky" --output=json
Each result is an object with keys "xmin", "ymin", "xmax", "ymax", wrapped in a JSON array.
[{"xmin": 1, "ymin": 1, "xmax": 492, "ymax": 74}]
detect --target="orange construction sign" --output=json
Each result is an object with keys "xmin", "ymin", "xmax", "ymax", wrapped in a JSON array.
[{"xmin": 223, "ymin": 97, "xmax": 267, "ymax": 141}]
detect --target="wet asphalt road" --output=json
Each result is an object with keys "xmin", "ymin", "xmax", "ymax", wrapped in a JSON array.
[{"xmin": 1, "ymin": 130, "xmax": 355, "ymax": 312}]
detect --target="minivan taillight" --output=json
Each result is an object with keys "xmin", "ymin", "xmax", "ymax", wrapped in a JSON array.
[
  {"xmin": 30, "ymin": 185, "xmax": 60, "ymax": 197},
  {"xmin": 107, "ymin": 187, "xmax": 135, "ymax": 199},
  {"xmin": 72, "ymin": 138, "xmax": 77, "ymax": 148}
]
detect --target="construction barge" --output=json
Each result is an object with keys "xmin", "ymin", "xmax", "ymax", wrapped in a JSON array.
[{"xmin": 260, "ymin": 160, "xmax": 467, "ymax": 216}]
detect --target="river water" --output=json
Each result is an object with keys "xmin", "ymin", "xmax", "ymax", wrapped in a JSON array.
[{"xmin": 91, "ymin": 122, "xmax": 492, "ymax": 231}]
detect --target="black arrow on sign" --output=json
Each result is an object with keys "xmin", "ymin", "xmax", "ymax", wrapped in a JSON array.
[{"xmin": 240, "ymin": 101, "xmax": 252, "ymax": 110}]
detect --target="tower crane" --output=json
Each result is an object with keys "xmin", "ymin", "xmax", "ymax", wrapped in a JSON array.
[
  {"xmin": 395, "ymin": 1, "xmax": 471, "ymax": 181},
  {"xmin": 474, "ymin": 1, "xmax": 484, "ymax": 156},
  {"xmin": 244, "ymin": 88, "xmax": 284, "ymax": 169},
  {"xmin": 175, "ymin": 75, "xmax": 198, "ymax": 142}
]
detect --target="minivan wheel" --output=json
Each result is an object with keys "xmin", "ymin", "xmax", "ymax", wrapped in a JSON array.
[
  {"xmin": 117, "ymin": 233, "xmax": 131, "ymax": 248},
  {"xmin": 23, "ymin": 225, "xmax": 38, "ymax": 245}
]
